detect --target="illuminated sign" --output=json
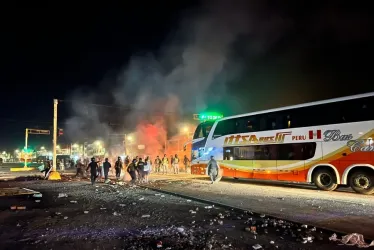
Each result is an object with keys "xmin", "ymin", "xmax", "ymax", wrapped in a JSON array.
[
  {"xmin": 28, "ymin": 129, "xmax": 50, "ymax": 135},
  {"xmin": 224, "ymin": 132, "xmax": 291, "ymax": 145},
  {"xmin": 194, "ymin": 112, "xmax": 223, "ymax": 121}
]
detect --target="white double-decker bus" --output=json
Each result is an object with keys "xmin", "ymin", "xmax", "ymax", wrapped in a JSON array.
[{"xmin": 190, "ymin": 92, "xmax": 374, "ymax": 194}]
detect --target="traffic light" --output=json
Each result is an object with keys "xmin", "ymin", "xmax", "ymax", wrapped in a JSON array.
[{"xmin": 58, "ymin": 128, "xmax": 64, "ymax": 136}]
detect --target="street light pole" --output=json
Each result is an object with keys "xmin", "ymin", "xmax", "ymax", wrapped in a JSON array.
[
  {"xmin": 53, "ymin": 99, "xmax": 58, "ymax": 171},
  {"xmin": 49, "ymin": 99, "xmax": 61, "ymax": 180},
  {"xmin": 24, "ymin": 128, "xmax": 28, "ymax": 168}
]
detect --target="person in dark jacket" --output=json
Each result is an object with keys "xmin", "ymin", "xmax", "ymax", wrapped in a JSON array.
[
  {"xmin": 124, "ymin": 156, "xmax": 130, "ymax": 167},
  {"xmin": 41, "ymin": 160, "xmax": 51, "ymax": 178},
  {"xmin": 114, "ymin": 156, "xmax": 123, "ymax": 180},
  {"xmin": 207, "ymin": 156, "xmax": 219, "ymax": 184},
  {"xmin": 154, "ymin": 156, "xmax": 161, "ymax": 173},
  {"xmin": 103, "ymin": 158, "xmax": 111, "ymax": 182},
  {"xmin": 127, "ymin": 159, "xmax": 137, "ymax": 184},
  {"xmin": 136, "ymin": 158, "xmax": 145, "ymax": 183},
  {"xmin": 86, "ymin": 157, "xmax": 99, "ymax": 185}
]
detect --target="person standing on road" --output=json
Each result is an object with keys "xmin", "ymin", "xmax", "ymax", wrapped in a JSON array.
[
  {"xmin": 114, "ymin": 156, "xmax": 123, "ymax": 180},
  {"xmin": 97, "ymin": 157, "xmax": 103, "ymax": 180},
  {"xmin": 207, "ymin": 156, "xmax": 219, "ymax": 184},
  {"xmin": 103, "ymin": 158, "xmax": 111, "ymax": 183},
  {"xmin": 124, "ymin": 156, "xmax": 130, "ymax": 168},
  {"xmin": 86, "ymin": 157, "xmax": 99, "ymax": 185},
  {"xmin": 136, "ymin": 158, "xmax": 145, "ymax": 183},
  {"xmin": 42, "ymin": 160, "xmax": 51, "ymax": 178},
  {"xmin": 135, "ymin": 156, "xmax": 139, "ymax": 165},
  {"xmin": 183, "ymin": 155, "xmax": 190, "ymax": 174},
  {"xmin": 173, "ymin": 154, "xmax": 179, "ymax": 174},
  {"xmin": 170, "ymin": 155, "xmax": 174, "ymax": 172},
  {"xmin": 143, "ymin": 156, "xmax": 152, "ymax": 183},
  {"xmin": 127, "ymin": 158, "xmax": 137, "ymax": 185},
  {"xmin": 154, "ymin": 156, "xmax": 161, "ymax": 173},
  {"xmin": 75, "ymin": 159, "xmax": 85, "ymax": 178},
  {"xmin": 162, "ymin": 154, "xmax": 168, "ymax": 174}
]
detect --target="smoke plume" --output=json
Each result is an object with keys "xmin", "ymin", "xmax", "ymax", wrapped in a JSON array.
[{"xmin": 64, "ymin": 0, "xmax": 290, "ymax": 157}]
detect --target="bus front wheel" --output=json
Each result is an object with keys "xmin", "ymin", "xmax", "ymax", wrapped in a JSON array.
[
  {"xmin": 349, "ymin": 171, "xmax": 374, "ymax": 195},
  {"xmin": 313, "ymin": 169, "xmax": 338, "ymax": 191}
]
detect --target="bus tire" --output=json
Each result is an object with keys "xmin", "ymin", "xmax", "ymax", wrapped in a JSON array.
[
  {"xmin": 313, "ymin": 168, "xmax": 338, "ymax": 191},
  {"xmin": 349, "ymin": 171, "xmax": 374, "ymax": 195}
]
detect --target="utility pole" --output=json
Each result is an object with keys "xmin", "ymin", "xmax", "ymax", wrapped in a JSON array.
[
  {"xmin": 49, "ymin": 99, "xmax": 61, "ymax": 180},
  {"xmin": 24, "ymin": 128, "xmax": 28, "ymax": 167},
  {"xmin": 53, "ymin": 99, "xmax": 58, "ymax": 171}
]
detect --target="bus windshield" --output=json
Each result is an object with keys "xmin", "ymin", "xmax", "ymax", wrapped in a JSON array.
[{"xmin": 193, "ymin": 121, "xmax": 214, "ymax": 139}]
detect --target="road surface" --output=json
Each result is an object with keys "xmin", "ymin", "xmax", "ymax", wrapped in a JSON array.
[
  {"xmin": 0, "ymin": 177, "xmax": 363, "ymax": 249},
  {"xmin": 146, "ymin": 174, "xmax": 374, "ymax": 240},
  {"xmin": 1, "ymin": 168, "xmax": 374, "ymax": 241}
]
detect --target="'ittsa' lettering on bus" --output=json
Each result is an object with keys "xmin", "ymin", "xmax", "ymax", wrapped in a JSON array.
[{"xmin": 224, "ymin": 132, "xmax": 291, "ymax": 145}]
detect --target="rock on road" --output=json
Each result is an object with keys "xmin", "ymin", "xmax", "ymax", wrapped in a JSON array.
[
  {"xmin": 0, "ymin": 176, "xmax": 367, "ymax": 249},
  {"xmin": 147, "ymin": 174, "xmax": 374, "ymax": 240}
]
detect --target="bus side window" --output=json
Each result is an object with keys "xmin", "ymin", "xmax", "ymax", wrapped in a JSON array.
[
  {"xmin": 280, "ymin": 111, "xmax": 294, "ymax": 128},
  {"xmin": 265, "ymin": 114, "xmax": 282, "ymax": 130},
  {"xmin": 237, "ymin": 116, "xmax": 258, "ymax": 133},
  {"xmin": 259, "ymin": 115, "xmax": 267, "ymax": 131},
  {"xmin": 341, "ymin": 96, "xmax": 374, "ymax": 123}
]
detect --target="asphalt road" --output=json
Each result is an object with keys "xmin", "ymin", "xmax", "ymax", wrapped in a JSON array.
[
  {"xmin": 146, "ymin": 174, "xmax": 374, "ymax": 240},
  {"xmin": 1, "ymin": 168, "xmax": 374, "ymax": 242},
  {"xmin": 0, "ymin": 177, "xmax": 363, "ymax": 249}
]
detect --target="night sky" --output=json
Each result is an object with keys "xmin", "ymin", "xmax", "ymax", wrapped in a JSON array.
[{"xmin": 1, "ymin": 1, "xmax": 373, "ymax": 150}]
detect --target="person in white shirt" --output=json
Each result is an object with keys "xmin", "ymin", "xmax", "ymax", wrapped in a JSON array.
[{"xmin": 143, "ymin": 156, "xmax": 152, "ymax": 183}]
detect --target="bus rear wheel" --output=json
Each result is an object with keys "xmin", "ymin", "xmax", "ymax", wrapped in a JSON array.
[
  {"xmin": 313, "ymin": 169, "xmax": 338, "ymax": 191},
  {"xmin": 349, "ymin": 171, "xmax": 374, "ymax": 195}
]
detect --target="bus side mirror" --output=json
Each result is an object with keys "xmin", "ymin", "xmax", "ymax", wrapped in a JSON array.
[{"xmin": 183, "ymin": 145, "xmax": 186, "ymax": 151}]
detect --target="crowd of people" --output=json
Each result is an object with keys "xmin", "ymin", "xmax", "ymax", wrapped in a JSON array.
[
  {"xmin": 73, "ymin": 154, "xmax": 191, "ymax": 185},
  {"xmin": 41, "ymin": 154, "xmax": 221, "ymax": 185}
]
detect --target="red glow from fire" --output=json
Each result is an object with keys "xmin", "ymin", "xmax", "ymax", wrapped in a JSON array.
[{"xmin": 135, "ymin": 118, "xmax": 167, "ymax": 159}]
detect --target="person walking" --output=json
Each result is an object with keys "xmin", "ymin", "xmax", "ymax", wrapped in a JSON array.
[
  {"xmin": 124, "ymin": 156, "xmax": 130, "ymax": 168},
  {"xmin": 75, "ymin": 159, "xmax": 84, "ymax": 178},
  {"xmin": 86, "ymin": 157, "xmax": 99, "ymax": 185},
  {"xmin": 207, "ymin": 156, "xmax": 219, "ymax": 184},
  {"xmin": 103, "ymin": 158, "xmax": 111, "ymax": 183},
  {"xmin": 136, "ymin": 158, "xmax": 145, "ymax": 183},
  {"xmin": 97, "ymin": 157, "xmax": 103, "ymax": 180},
  {"xmin": 127, "ymin": 159, "xmax": 137, "ymax": 185},
  {"xmin": 183, "ymin": 155, "xmax": 190, "ymax": 174},
  {"xmin": 114, "ymin": 156, "xmax": 123, "ymax": 180}
]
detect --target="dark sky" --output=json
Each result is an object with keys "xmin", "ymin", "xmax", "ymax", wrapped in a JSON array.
[{"xmin": 0, "ymin": 1, "xmax": 373, "ymax": 150}]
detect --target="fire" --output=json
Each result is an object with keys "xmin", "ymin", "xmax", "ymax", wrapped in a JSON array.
[{"xmin": 134, "ymin": 118, "xmax": 167, "ymax": 159}]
